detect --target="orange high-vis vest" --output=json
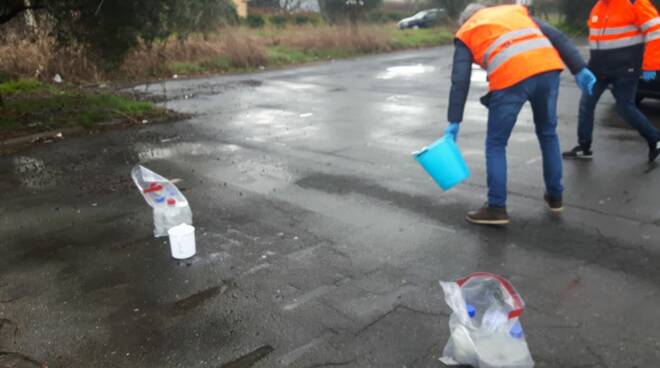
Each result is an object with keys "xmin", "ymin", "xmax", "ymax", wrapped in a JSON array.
[
  {"xmin": 588, "ymin": 0, "xmax": 660, "ymax": 71},
  {"xmin": 456, "ymin": 5, "xmax": 564, "ymax": 91}
]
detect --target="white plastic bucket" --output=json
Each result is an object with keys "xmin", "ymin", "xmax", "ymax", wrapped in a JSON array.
[{"xmin": 168, "ymin": 223, "xmax": 196, "ymax": 259}]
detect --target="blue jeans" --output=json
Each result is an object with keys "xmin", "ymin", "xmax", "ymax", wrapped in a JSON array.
[
  {"xmin": 578, "ymin": 75, "xmax": 660, "ymax": 149},
  {"xmin": 485, "ymin": 71, "xmax": 563, "ymax": 208}
]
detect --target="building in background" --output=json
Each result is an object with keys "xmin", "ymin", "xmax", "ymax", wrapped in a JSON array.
[{"xmin": 233, "ymin": 0, "xmax": 248, "ymax": 17}]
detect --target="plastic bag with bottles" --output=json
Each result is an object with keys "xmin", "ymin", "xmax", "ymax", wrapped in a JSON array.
[
  {"xmin": 131, "ymin": 165, "xmax": 193, "ymax": 238},
  {"xmin": 439, "ymin": 272, "xmax": 534, "ymax": 368}
]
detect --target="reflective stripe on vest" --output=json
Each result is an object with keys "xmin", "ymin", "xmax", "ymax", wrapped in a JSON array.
[
  {"xmin": 589, "ymin": 34, "xmax": 644, "ymax": 49},
  {"xmin": 481, "ymin": 27, "xmax": 542, "ymax": 66},
  {"xmin": 455, "ymin": 4, "xmax": 564, "ymax": 91},
  {"xmin": 486, "ymin": 37, "xmax": 553, "ymax": 74},
  {"xmin": 646, "ymin": 29, "xmax": 660, "ymax": 42},
  {"xmin": 589, "ymin": 25, "xmax": 638, "ymax": 36},
  {"xmin": 641, "ymin": 17, "xmax": 660, "ymax": 32}
]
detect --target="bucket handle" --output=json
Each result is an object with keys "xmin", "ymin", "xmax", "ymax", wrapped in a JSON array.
[{"xmin": 412, "ymin": 146, "xmax": 429, "ymax": 157}]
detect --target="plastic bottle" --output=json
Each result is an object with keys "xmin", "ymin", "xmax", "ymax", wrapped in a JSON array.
[
  {"xmin": 475, "ymin": 320, "xmax": 534, "ymax": 368},
  {"xmin": 466, "ymin": 304, "xmax": 476, "ymax": 319},
  {"xmin": 153, "ymin": 199, "xmax": 168, "ymax": 238},
  {"xmin": 164, "ymin": 198, "xmax": 192, "ymax": 229},
  {"xmin": 481, "ymin": 305, "xmax": 509, "ymax": 332},
  {"xmin": 509, "ymin": 321, "xmax": 524, "ymax": 339},
  {"xmin": 153, "ymin": 197, "xmax": 193, "ymax": 238},
  {"xmin": 444, "ymin": 304, "xmax": 479, "ymax": 366}
]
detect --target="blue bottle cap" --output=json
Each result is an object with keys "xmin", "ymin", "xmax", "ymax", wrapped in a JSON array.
[
  {"xmin": 466, "ymin": 304, "xmax": 476, "ymax": 318},
  {"xmin": 510, "ymin": 321, "xmax": 524, "ymax": 339},
  {"xmin": 155, "ymin": 196, "xmax": 165, "ymax": 203}
]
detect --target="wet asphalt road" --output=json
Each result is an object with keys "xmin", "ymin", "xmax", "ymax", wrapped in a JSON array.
[{"xmin": 1, "ymin": 47, "xmax": 660, "ymax": 367}]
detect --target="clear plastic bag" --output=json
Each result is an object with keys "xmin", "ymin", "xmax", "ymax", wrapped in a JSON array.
[
  {"xmin": 439, "ymin": 273, "xmax": 534, "ymax": 368},
  {"xmin": 131, "ymin": 165, "xmax": 193, "ymax": 238}
]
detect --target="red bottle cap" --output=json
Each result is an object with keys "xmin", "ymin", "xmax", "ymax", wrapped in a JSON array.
[{"xmin": 167, "ymin": 198, "xmax": 176, "ymax": 205}]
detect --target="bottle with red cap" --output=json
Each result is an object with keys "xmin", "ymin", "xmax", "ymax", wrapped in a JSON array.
[{"xmin": 153, "ymin": 196, "xmax": 193, "ymax": 237}]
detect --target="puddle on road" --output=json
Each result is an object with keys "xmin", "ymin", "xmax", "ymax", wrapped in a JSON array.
[
  {"xmin": 137, "ymin": 142, "xmax": 243, "ymax": 161},
  {"xmin": 377, "ymin": 64, "xmax": 435, "ymax": 80},
  {"xmin": 136, "ymin": 136, "xmax": 297, "ymax": 190},
  {"xmin": 236, "ymin": 159, "xmax": 295, "ymax": 184},
  {"xmin": 231, "ymin": 108, "xmax": 320, "ymax": 142},
  {"xmin": 379, "ymin": 95, "xmax": 427, "ymax": 116},
  {"xmin": 247, "ymin": 109, "xmax": 296, "ymax": 126},
  {"xmin": 261, "ymin": 80, "xmax": 321, "ymax": 93},
  {"xmin": 133, "ymin": 79, "xmax": 263, "ymax": 102}
]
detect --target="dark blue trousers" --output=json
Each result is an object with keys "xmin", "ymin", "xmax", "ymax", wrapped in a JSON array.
[{"xmin": 486, "ymin": 71, "xmax": 563, "ymax": 207}]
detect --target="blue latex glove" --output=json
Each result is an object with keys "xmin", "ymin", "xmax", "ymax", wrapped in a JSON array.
[
  {"xmin": 575, "ymin": 68, "xmax": 597, "ymax": 96},
  {"xmin": 444, "ymin": 122, "xmax": 460, "ymax": 142},
  {"xmin": 642, "ymin": 71, "xmax": 657, "ymax": 81}
]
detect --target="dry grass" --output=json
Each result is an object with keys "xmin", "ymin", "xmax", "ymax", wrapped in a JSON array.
[
  {"xmin": 0, "ymin": 23, "xmax": 452, "ymax": 83},
  {"xmin": 0, "ymin": 29, "xmax": 101, "ymax": 83},
  {"xmin": 263, "ymin": 24, "xmax": 392, "ymax": 53}
]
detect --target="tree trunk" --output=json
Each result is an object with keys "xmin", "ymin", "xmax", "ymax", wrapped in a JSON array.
[{"xmin": 24, "ymin": 0, "xmax": 37, "ymax": 29}]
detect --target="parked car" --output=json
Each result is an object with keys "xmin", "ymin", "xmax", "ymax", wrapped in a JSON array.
[
  {"xmin": 398, "ymin": 8, "xmax": 447, "ymax": 29},
  {"xmin": 636, "ymin": 77, "xmax": 660, "ymax": 105}
]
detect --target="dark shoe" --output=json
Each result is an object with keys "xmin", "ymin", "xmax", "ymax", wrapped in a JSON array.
[
  {"xmin": 562, "ymin": 145, "xmax": 593, "ymax": 159},
  {"xmin": 544, "ymin": 194, "xmax": 564, "ymax": 212},
  {"xmin": 649, "ymin": 140, "xmax": 660, "ymax": 163},
  {"xmin": 466, "ymin": 205, "xmax": 509, "ymax": 225}
]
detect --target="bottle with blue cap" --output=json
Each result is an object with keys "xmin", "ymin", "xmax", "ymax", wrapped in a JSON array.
[
  {"xmin": 509, "ymin": 321, "xmax": 524, "ymax": 339},
  {"xmin": 466, "ymin": 303, "xmax": 476, "ymax": 319}
]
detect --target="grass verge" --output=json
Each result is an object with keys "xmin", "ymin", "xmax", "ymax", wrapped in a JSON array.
[
  {"xmin": 0, "ymin": 79, "xmax": 171, "ymax": 140},
  {"xmin": 391, "ymin": 28, "xmax": 454, "ymax": 48},
  {"xmin": 145, "ymin": 26, "xmax": 454, "ymax": 74},
  {"xmin": 0, "ymin": 24, "xmax": 453, "ymax": 141},
  {"xmin": 1, "ymin": 24, "xmax": 454, "ymax": 82}
]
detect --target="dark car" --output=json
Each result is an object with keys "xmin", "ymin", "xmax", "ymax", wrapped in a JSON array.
[
  {"xmin": 636, "ymin": 77, "xmax": 660, "ymax": 105},
  {"xmin": 398, "ymin": 8, "xmax": 447, "ymax": 29}
]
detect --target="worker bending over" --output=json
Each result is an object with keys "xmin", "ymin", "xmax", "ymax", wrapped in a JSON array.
[{"xmin": 444, "ymin": 3, "xmax": 596, "ymax": 225}]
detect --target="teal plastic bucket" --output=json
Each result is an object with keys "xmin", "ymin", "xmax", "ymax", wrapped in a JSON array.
[{"xmin": 414, "ymin": 136, "xmax": 470, "ymax": 191}]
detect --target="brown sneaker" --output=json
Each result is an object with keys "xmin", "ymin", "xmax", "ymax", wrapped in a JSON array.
[
  {"xmin": 465, "ymin": 205, "xmax": 509, "ymax": 225},
  {"xmin": 544, "ymin": 194, "xmax": 564, "ymax": 212}
]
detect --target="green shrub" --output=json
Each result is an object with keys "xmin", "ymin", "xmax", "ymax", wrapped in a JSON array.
[
  {"xmin": 270, "ymin": 15, "xmax": 289, "ymax": 28},
  {"xmin": 169, "ymin": 62, "xmax": 204, "ymax": 75},
  {"xmin": 367, "ymin": 11, "xmax": 402, "ymax": 23},
  {"xmin": 200, "ymin": 57, "xmax": 232, "ymax": 70},
  {"xmin": 0, "ymin": 79, "xmax": 48, "ymax": 95},
  {"xmin": 294, "ymin": 15, "xmax": 311, "ymax": 25},
  {"xmin": 246, "ymin": 14, "xmax": 266, "ymax": 28},
  {"xmin": 294, "ymin": 13, "xmax": 322, "ymax": 25}
]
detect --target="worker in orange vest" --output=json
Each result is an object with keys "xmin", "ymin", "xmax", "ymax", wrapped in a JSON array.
[
  {"xmin": 445, "ymin": 3, "xmax": 596, "ymax": 225},
  {"xmin": 563, "ymin": 0, "xmax": 660, "ymax": 162}
]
